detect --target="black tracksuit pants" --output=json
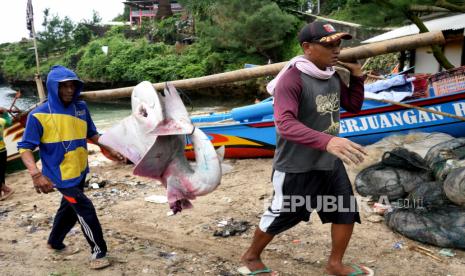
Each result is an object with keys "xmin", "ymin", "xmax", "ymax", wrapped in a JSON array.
[
  {"xmin": 0, "ymin": 150, "xmax": 6, "ymax": 186},
  {"xmin": 47, "ymin": 177, "xmax": 107, "ymax": 259}
]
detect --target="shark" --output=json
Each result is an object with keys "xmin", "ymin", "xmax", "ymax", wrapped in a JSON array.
[{"xmin": 99, "ymin": 81, "xmax": 222, "ymax": 213}]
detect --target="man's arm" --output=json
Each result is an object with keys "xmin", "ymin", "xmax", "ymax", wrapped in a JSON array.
[
  {"xmin": 326, "ymin": 61, "xmax": 367, "ymax": 164},
  {"xmin": 89, "ymin": 134, "xmax": 125, "ymax": 161},
  {"xmin": 274, "ymin": 67, "xmax": 334, "ymax": 151},
  {"xmin": 338, "ymin": 61, "xmax": 365, "ymax": 113},
  {"xmin": 20, "ymin": 149, "xmax": 54, "ymax": 194},
  {"xmin": 17, "ymin": 112, "xmax": 54, "ymax": 193},
  {"xmin": 82, "ymin": 103, "xmax": 125, "ymax": 162},
  {"xmin": 275, "ymin": 66, "xmax": 367, "ymax": 165}
]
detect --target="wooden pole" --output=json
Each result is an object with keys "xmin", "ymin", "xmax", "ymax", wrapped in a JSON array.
[
  {"xmin": 80, "ymin": 31, "xmax": 445, "ymax": 101},
  {"xmin": 338, "ymin": 31, "xmax": 444, "ymax": 61},
  {"xmin": 30, "ymin": 2, "xmax": 46, "ymax": 102},
  {"xmin": 365, "ymin": 97, "xmax": 465, "ymax": 122}
]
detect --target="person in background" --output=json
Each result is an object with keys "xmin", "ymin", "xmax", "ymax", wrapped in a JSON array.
[
  {"xmin": 0, "ymin": 106, "xmax": 14, "ymax": 200},
  {"xmin": 18, "ymin": 65, "xmax": 125, "ymax": 270},
  {"xmin": 238, "ymin": 22, "xmax": 374, "ymax": 276}
]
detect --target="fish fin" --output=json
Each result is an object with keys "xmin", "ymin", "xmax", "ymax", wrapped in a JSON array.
[
  {"xmin": 151, "ymin": 82, "xmax": 194, "ymax": 135},
  {"xmin": 99, "ymin": 115, "xmax": 150, "ymax": 164},
  {"xmin": 133, "ymin": 137, "xmax": 178, "ymax": 180},
  {"xmin": 216, "ymin": 145, "xmax": 225, "ymax": 162},
  {"xmin": 150, "ymin": 119, "xmax": 194, "ymax": 136}
]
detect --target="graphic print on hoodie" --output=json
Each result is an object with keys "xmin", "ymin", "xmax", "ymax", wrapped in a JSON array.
[{"xmin": 18, "ymin": 65, "xmax": 98, "ymax": 188}]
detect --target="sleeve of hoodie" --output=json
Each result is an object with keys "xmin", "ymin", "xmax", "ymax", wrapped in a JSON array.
[
  {"xmin": 339, "ymin": 75, "xmax": 365, "ymax": 113},
  {"xmin": 17, "ymin": 113, "xmax": 43, "ymax": 152},
  {"xmin": 84, "ymin": 104, "xmax": 98, "ymax": 138},
  {"xmin": 274, "ymin": 67, "xmax": 334, "ymax": 151}
]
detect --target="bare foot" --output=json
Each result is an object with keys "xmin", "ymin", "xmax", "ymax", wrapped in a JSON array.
[
  {"xmin": 326, "ymin": 263, "xmax": 371, "ymax": 275},
  {"xmin": 240, "ymin": 255, "xmax": 276, "ymax": 276}
]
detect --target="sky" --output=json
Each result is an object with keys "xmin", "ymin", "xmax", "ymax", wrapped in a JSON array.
[{"xmin": 0, "ymin": 0, "xmax": 125, "ymax": 44}]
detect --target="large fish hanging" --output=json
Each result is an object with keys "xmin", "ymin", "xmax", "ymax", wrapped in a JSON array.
[{"xmin": 100, "ymin": 81, "xmax": 222, "ymax": 213}]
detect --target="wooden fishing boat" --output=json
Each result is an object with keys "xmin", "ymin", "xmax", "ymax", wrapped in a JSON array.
[
  {"xmin": 4, "ymin": 120, "xmax": 26, "ymax": 173},
  {"xmin": 4, "ymin": 107, "xmax": 40, "ymax": 173}
]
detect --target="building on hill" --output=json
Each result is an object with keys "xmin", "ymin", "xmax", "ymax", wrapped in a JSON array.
[
  {"xmin": 363, "ymin": 14, "xmax": 465, "ymax": 74},
  {"xmin": 123, "ymin": 0, "xmax": 183, "ymax": 26}
]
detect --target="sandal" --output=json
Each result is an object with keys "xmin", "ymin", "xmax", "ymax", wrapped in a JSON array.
[
  {"xmin": 89, "ymin": 257, "xmax": 111, "ymax": 270},
  {"xmin": 326, "ymin": 264, "xmax": 374, "ymax": 276},
  {"xmin": 47, "ymin": 244, "xmax": 80, "ymax": 256},
  {"xmin": 347, "ymin": 264, "xmax": 375, "ymax": 276},
  {"xmin": 0, "ymin": 189, "xmax": 14, "ymax": 201},
  {"xmin": 237, "ymin": 266, "xmax": 277, "ymax": 275}
]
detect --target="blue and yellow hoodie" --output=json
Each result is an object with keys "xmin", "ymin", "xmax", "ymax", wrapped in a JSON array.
[{"xmin": 17, "ymin": 65, "xmax": 98, "ymax": 188}]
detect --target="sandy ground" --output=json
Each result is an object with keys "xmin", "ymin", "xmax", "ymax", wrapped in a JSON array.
[{"xmin": 1, "ymin": 133, "xmax": 465, "ymax": 276}]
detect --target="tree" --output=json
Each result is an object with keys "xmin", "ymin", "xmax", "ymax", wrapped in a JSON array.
[
  {"xmin": 200, "ymin": 0, "xmax": 298, "ymax": 60},
  {"xmin": 178, "ymin": 0, "xmax": 216, "ymax": 35},
  {"xmin": 373, "ymin": 0, "xmax": 463, "ymax": 69},
  {"xmin": 327, "ymin": 0, "xmax": 465, "ymax": 69},
  {"xmin": 156, "ymin": 0, "xmax": 173, "ymax": 19},
  {"xmin": 37, "ymin": 9, "xmax": 75, "ymax": 57},
  {"xmin": 73, "ymin": 24, "xmax": 93, "ymax": 47},
  {"xmin": 271, "ymin": 0, "xmax": 309, "ymax": 11},
  {"xmin": 92, "ymin": 10, "xmax": 102, "ymax": 24},
  {"xmin": 178, "ymin": 0, "xmax": 215, "ymax": 20}
]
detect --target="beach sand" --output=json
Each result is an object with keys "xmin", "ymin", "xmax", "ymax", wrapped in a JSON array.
[{"xmin": 1, "ymin": 133, "xmax": 464, "ymax": 276}]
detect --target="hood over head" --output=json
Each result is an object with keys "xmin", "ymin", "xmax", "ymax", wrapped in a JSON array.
[{"xmin": 46, "ymin": 65, "xmax": 83, "ymax": 110}]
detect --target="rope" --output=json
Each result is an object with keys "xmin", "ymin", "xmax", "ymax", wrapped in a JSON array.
[{"xmin": 365, "ymin": 97, "xmax": 465, "ymax": 122}]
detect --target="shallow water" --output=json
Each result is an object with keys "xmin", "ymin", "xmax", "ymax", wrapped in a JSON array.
[{"xmin": 0, "ymin": 86, "xmax": 249, "ymax": 130}]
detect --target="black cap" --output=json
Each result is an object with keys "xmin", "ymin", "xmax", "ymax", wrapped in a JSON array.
[{"xmin": 298, "ymin": 21, "xmax": 352, "ymax": 45}]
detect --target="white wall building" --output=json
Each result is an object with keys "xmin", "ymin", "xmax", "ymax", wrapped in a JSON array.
[{"xmin": 363, "ymin": 14, "xmax": 465, "ymax": 74}]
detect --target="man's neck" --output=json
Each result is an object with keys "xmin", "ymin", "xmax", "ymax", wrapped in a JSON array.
[
  {"xmin": 302, "ymin": 55, "xmax": 325, "ymax": 70},
  {"xmin": 61, "ymin": 101, "xmax": 72, "ymax": 107}
]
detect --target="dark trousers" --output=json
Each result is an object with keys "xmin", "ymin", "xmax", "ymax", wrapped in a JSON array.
[
  {"xmin": 0, "ymin": 150, "xmax": 6, "ymax": 186},
  {"xmin": 48, "ymin": 177, "xmax": 107, "ymax": 259}
]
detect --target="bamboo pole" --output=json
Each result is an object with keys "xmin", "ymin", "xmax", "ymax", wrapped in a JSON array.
[
  {"xmin": 409, "ymin": 245, "xmax": 443, "ymax": 262},
  {"xmin": 365, "ymin": 97, "xmax": 465, "ymax": 122},
  {"xmin": 30, "ymin": 1, "xmax": 46, "ymax": 102},
  {"xmin": 80, "ymin": 31, "xmax": 445, "ymax": 101}
]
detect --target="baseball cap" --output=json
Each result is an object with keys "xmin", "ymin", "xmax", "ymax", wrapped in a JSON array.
[{"xmin": 298, "ymin": 21, "xmax": 352, "ymax": 45}]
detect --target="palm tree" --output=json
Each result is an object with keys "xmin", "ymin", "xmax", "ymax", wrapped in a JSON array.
[{"xmin": 156, "ymin": 0, "xmax": 173, "ymax": 19}]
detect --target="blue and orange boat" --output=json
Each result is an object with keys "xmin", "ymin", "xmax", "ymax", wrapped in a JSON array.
[{"xmin": 185, "ymin": 67, "xmax": 465, "ymax": 159}]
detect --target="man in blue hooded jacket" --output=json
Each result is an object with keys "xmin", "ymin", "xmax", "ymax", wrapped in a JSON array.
[{"xmin": 18, "ymin": 65, "xmax": 125, "ymax": 269}]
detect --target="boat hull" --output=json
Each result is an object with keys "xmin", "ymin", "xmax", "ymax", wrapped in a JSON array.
[
  {"xmin": 186, "ymin": 91, "xmax": 465, "ymax": 159},
  {"xmin": 341, "ymin": 91, "xmax": 465, "ymax": 145},
  {"xmin": 4, "ymin": 117, "xmax": 40, "ymax": 174}
]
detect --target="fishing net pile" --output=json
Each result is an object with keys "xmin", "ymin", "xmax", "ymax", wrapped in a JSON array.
[{"xmin": 355, "ymin": 138, "xmax": 465, "ymax": 248}]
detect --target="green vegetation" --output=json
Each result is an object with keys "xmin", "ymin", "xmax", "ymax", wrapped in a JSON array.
[
  {"xmin": 326, "ymin": 0, "xmax": 464, "ymax": 69},
  {"xmin": 363, "ymin": 53, "xmax": 400, "ymax": 75},
  {"xmin": 1, "ymin": 0, "xmax": 463, "ymax": 83},
  {"xmin": 0, "ymin": 0, "xmax": 301, "ymax": 84},
  {"xmin": 198, "ymin": 0, "xmax": 298, "ymax": 60},
  {"xmin": 327, "ymin": 0, "xmax": 465, "ymax": 28}
]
